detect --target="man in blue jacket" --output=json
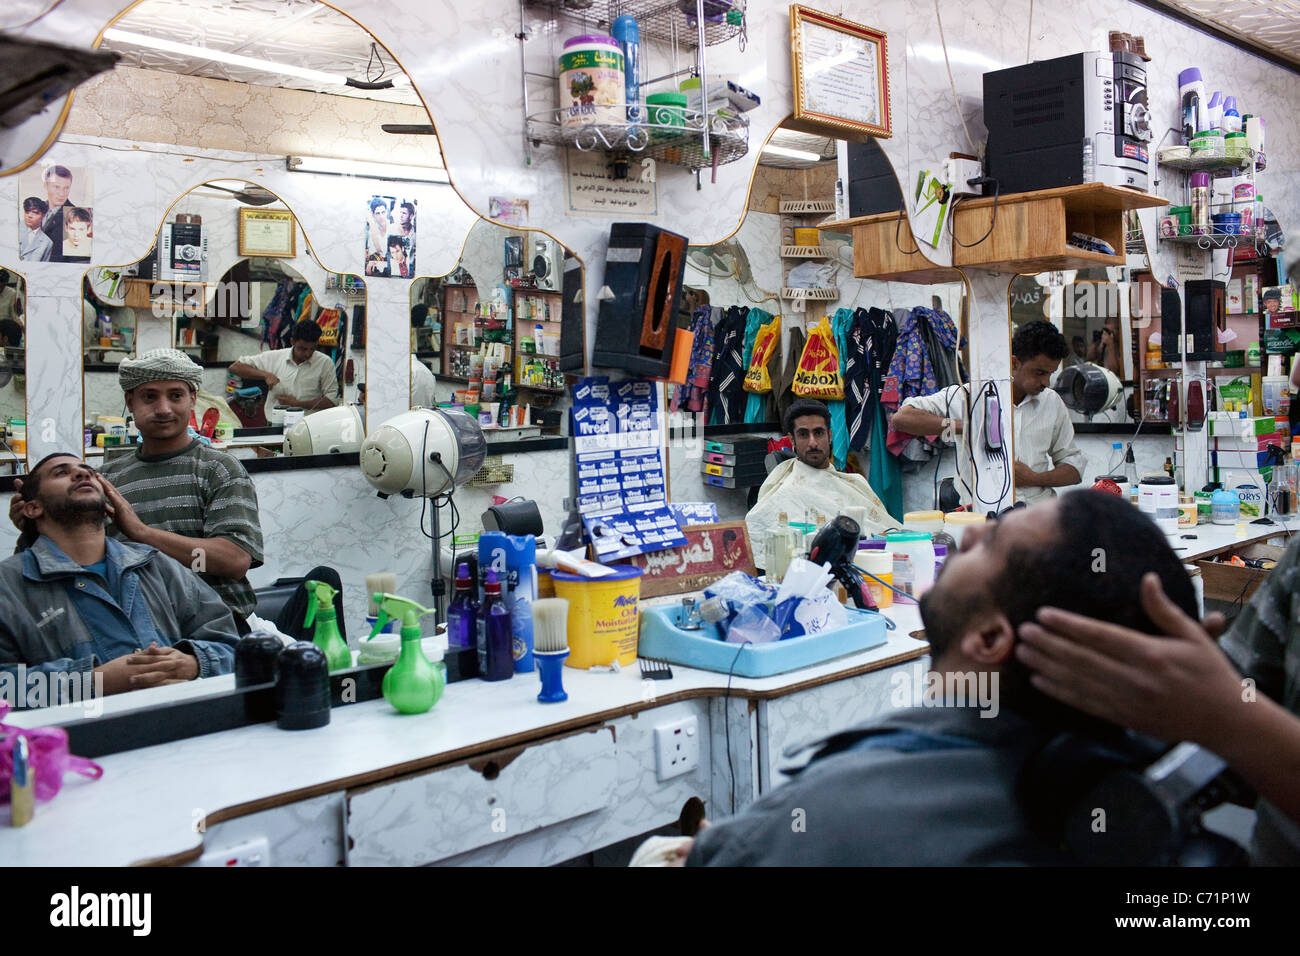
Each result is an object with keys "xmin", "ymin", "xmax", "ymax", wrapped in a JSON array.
[{"xmin": 0, "ymin": 453, "xmax": 239, "ymax": 706}]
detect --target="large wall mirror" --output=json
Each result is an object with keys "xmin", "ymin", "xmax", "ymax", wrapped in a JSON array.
[
  {"xmin": 82, "ymin": 181, "xmax": 365, "ymax": 464},
  {"xmin": 680, "ymin": 124, "xmax": 969, "ymax": 528},
  {"xmin": 0, "ymin": 268, "xmax": 27, "ymax": 474},
  {"xmin": 405, "ymin": 219, "xmax": 583, "ymax": 435}
]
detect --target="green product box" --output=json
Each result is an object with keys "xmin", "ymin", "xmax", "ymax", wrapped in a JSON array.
[{"xmin": 1209, "ymin": 416, "xmax": 1276, "ymax": 437}]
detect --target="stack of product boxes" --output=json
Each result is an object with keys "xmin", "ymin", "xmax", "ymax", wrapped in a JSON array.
[{"xmin": 1207, "ymin": 412, "xmax": 1291, "ymax": 515}]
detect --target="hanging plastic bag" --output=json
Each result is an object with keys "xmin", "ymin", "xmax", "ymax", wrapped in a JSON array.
[
  {"xmin": 792, "ymin": 316, "xmax": 845, "ymax": 401},
  {"xmin": 0, "ymin": 702, "xmax": 103, "ymax": 805},
  {"xmin": 743, "ymin": 314, "xmax": 781, "ymax": 394}
]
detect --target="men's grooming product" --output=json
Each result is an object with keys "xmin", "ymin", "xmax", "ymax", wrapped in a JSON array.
[
  {"xmin": 1189, "ymin": 172, "xmax": 1211, "ymax": 236},
  {"xmin": 1205, "ymin": 90, "xmax": 1223, "ymax": 131},
  {"xmin": 479, "ymin": 531, "xmax": 537, "ymax": 673},
  {"xmin": 610, "ymin": 15, "xmax": 641, "ymax": 123},
  {"xmin": 274, "ymin": 642, "xmax": 331, "ymax": 730},
  {"xmin": 1211, "ymin": 487, "xmax": 1240, "ymax": 524},
  {"xmin": 1221, "ymin": 96, "xmax": 1241, "ymax": 133},
  {"xmin": 446, "ymin": 562, "xmax": 480, "ymax": 655},
  {"xmin": 235, "ymin": 634, "xmax": 285, "ymax": 687},
  {"xmin": 1125, "ymin": 445, "xmax": 1138, "ymax": 493},
  {"xmin": 1233, "ymin": 475, "xmax": 1264, "ymax": 517},
  {"xmin": 364, "ymin": 573, "xmax": 396, "ymax": 617},
  {"xmin": 531, "ymin": 597, "xmax": 570, "ymax": 703},
  {"xmin": 478, "ymin": 569, "xmax": 514, "ymax": 681},
  {"xmin": 10, "ymin": 735, "xmax": 33, "ymax": 827},
  {"xmin": 1139, "ymin": 474, "xmax": 1179, "ymax": 533},
  {"xmin": 1179, "ymin": 67, "xmax": 1207, "ymax": 143},
  {"xmin": 368, "ymin": 593, "xmax": 444, "ymax": 713},
  {"xmin": 558, "ymin": 34, "xmax": 625, "ymax": 129},
  {"xmin": 303, "ymin": 579, "xmax": 351, "ymax": 672}
]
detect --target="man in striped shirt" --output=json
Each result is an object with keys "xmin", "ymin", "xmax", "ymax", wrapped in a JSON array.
[{"xmin": 14, "ymin": 349, "xmax": 263, "ymax": 626}]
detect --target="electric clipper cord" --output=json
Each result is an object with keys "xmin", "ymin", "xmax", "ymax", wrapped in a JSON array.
[{"xmin": 973, "ymin": 381, "xmax": 1012, "ymax": 508}]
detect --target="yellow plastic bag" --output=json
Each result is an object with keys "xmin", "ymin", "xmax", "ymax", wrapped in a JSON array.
[
  {"xmin": 743, "ymin": 314, "xmax": 781, "ymax": 394},
  {"xmin": 791, "ymin": 316, "xmax": 844, "ymax": 400}
]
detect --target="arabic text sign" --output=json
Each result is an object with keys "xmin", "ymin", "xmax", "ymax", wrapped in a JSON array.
[{"xmin": 625, "ymin": 522, "xmax": 755, "ymax": 598}]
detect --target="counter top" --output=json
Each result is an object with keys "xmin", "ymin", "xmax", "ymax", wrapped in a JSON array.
[
  {"xmin": 0, "ymin": 609, "xmax": 927, "ymax": 866},
  {"xmin": 1167, "ymin": 515, "xmax": 1300, "ymax": 562}
]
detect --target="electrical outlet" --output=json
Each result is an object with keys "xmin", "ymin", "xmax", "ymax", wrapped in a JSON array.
[
  {"xmin": 945, "ymin": 157, "xmax": 984, "ymax": 196},
  {"xmin": 198, "ymin": 837, "xmax": 270, "ymax": 867},
  {"xmin": 654, "ymin": 716, "xmax": 700, "ymax": 781}
]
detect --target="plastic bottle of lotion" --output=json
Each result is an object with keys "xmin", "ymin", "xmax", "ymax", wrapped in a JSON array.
[
  {"xmin": 478, "ymin": 569, "xmax": 514, "ymax": 681},
  {"xmin": 1222, "ymin": 96, "xmax": 1242, "ymax": 133},
  {"xmin": 1206, "ymin": 91, "xmax": 1223, "ymax": 131},
  {"xmin": 1179, "ymin": 68, "xmax": 1207, "ymax": 142}
]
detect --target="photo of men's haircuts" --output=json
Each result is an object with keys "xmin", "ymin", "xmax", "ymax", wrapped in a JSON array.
[
  {"xmin": 17, "ymin": 164, "xmax": 94, "ymax": 264},
  {"xmin": 363, "ymin": 195, "xmax": 416, "ymax": 278}
]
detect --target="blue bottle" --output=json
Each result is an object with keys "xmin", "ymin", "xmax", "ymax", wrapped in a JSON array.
[
  {"xmin": 446, "ymin": 562, "xmax": 479, "ymax": 653},
  {"xmin": 612, "ymin": 15, "xmax": 641, "ymax": 123},
  {"xmin": 478, "ymin": 531, "xmax": 537, "ymax": 674},
  {"xmin": 477, "ymin": 569, "xmax": 514, "ymax": 682}
]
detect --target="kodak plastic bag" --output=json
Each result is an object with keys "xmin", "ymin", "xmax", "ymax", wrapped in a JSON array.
[
  {"xmin": 743, "ymin": 314, "xmax": 781, "ymax": 394},
  {"xmin": 791, "ymin": 316, "xmax": 844, "ymax": 401}
]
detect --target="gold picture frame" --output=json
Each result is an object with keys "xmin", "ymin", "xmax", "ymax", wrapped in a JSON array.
[
  {"xmin": 237, "ymin": 207, "xmax": 296, "ymax": 258},
  {"xmin": 789, "ymin": 4, "xmax": 892, "ymax": 140}
]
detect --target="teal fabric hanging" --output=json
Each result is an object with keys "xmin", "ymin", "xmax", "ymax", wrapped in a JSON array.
[
  {"xmin": 742, "ymin": 307, "xmax": 771, "ymax": 423},
  {"xmin": 870, "ymin": 401, "xmax": 904, "ymax": 522},
  {"xmin": 828, "ymin": 308, "xmax": 854, "ymax": 469}
]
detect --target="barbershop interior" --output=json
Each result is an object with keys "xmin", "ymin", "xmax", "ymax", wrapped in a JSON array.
[{"xmin": 0, "ymin": 0, "xmax": 1298, "ymax": 875}]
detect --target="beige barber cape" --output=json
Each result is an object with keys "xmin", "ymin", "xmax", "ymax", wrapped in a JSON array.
[{"xmin": 745, "ymin": 458, "xmax": 895, "ymax": 569}]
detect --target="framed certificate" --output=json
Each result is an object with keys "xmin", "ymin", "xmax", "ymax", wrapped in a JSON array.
[
  {"xmin": 789, "ymin": 4, "xmax": 891, "ymax": 140},
  {"xmin": 238, "ymin": 207, "xmax": 296, "ymax": 258}
]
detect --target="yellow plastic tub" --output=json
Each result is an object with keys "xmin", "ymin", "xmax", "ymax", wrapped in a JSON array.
[{"xmin": 550, "ymin": 565, "xmax": 643, "ymax": 668}]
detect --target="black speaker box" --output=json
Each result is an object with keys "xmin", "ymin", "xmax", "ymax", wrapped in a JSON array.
[
  {"xmin": 1161, "ymin": 281, "xmax": 1224, "ymax": 362},
  {"xmin": 591, "ymin": 222, "xmax": 688, "ymax": 379}
]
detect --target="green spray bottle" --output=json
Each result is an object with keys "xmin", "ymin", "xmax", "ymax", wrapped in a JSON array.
[
  {"xmin": 368, "ymin": 593, "xmax": 444, "ymax": 715},
  {"xmin": 303, "ymin": 580, "xmax": 351, "ymax": 673}
]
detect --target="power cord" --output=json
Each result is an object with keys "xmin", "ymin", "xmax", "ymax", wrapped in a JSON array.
[
  {"xmin": 724, "ymin": 640, "xmax": 751, "ymax": 815},
  {"xmin": 971, "ymin": 380, "xmax": 1012, "ymax": 509},
  {"xmin": 894, "ymin": 208, "xmax": 921, "ymax": 256},
  {"xmin": 952, "ymin": 177, "xmax": 1000, "ymax": 248}
]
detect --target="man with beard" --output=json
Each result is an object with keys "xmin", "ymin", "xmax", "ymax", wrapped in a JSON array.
[
  {"xmin": 10, "ymin": 349, "xmax": 264, "ymax": 627},
  {"xmin": 0, "ymin": 453, "xmax": 239, "ymax": 699},
  {"xmin": 685, "ymin": 490, "xmax": 1198, "ymax": 865}
]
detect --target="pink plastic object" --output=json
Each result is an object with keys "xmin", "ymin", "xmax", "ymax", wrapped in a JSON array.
[{"xmin": 0, "ymin": 702, "xmax": 103, "ymax": 804}]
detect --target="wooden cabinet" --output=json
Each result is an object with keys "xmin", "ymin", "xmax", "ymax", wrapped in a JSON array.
[{"xmin": 823, "ymin": 211, "xmax": 963, "ymax": 284}]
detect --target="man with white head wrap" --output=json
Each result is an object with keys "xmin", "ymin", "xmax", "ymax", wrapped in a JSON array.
[{"xmin": 10, "ymin": 348, "xmax": 263, "ymax": 627}]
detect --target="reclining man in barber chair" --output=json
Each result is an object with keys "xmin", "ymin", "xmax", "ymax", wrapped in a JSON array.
[
  {"xmin": 0, "ymin": 453, "xmax": 239, "ymax": 702},
  {"xmin": 686, "ymin": 490, "xmax": 1213, "ymax": 865}
]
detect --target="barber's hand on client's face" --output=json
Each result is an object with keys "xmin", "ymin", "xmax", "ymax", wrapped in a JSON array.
[
  {"xmin": 8, "ymin": 478, "xmax": 23, "ymax": 529},
  {"xmin": 96, "ymin": 474, "xmax": 148, "ymax": 541},
  {"xmin": 1015, "ymin": 573, "xmax": 1238, "ymax": 746}
]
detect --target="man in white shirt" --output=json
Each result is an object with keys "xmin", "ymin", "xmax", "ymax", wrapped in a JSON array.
[
  {"xmin": 891, "ymin": 320, "xmax": 1084, "ymax": 506},
  {"xmin": 228, "ymin": 319, "xmax": 339, "ymax": 415},
  {"xmin": 410, "ymin": 356, "xmax": 437, "ymax": 408}
]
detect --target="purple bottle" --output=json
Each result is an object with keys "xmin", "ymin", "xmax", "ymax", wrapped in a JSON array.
[
  {"xmin": 477, "ymin": 569, "xmax": 514, "ymax": 682},
  {"xmin": 447, "ymin": 562, "xmax": 479, "ymax": 651}
]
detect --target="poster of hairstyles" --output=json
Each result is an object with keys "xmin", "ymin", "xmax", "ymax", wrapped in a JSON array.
[
  {"xmin": 364, "ymin": 195, "xmax": 416, "ymax": 278},
  {"xmin": 17, "ymin": 164, "xmax": 93, "ymax": 264}
]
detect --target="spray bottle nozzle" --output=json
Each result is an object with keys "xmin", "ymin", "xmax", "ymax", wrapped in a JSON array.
[
  {"xmin": 367, "ymin": 592, "xmax": 435, "ymax": 641},
  {"xmin": 303, "ymin": 579, "xmax": 340, "ymax": 628}
]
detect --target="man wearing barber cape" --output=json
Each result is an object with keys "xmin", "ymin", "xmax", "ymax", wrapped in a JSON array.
[{"xmin": 745, "ymin": 398, "xmax": 894, "ymax": 569}]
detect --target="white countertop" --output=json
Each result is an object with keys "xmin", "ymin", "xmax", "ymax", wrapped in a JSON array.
[
  {"xmin": 1166, "ymin": 514, "xmax": 1300, "ymax": 562},
  {"xmin": 0, "ymin": 608, "xmax": 926, "ymax": 866}
]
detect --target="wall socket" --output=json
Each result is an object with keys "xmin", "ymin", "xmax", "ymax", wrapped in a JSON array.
[
  {"xmin": 197, "ymin": 836, "xmax": 270, "ymax": 867},
  {"xmin": 654, "ymin": 716, "xmax": 700, "ymax": 781},
  {"xmin": 945, "ymin": 157, "xmax": 984, "ymax": 196}
]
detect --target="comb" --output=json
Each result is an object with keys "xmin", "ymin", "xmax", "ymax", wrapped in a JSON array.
[{"xmin": 639, "ymin": 657, "xmax": 674, "ymax": 680}]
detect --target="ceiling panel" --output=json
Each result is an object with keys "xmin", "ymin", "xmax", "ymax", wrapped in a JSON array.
[
  {"xmin": 1156, "ymin": 0, "xmax": 1300, "ymax": 68},
  {"xmin": 102, "ymin": 0, "xmax": 423, "ymax": 105}
]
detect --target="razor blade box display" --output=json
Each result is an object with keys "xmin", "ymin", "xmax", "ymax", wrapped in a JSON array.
[
  {"xmin": 592, "ymin": 223, "xmax": 688, "ymax": 379},
  {"xmin": 572, "ymin": 376, "xmax": 687, "ymax": 562},
  {"xmin": 638, "ymin": 604, "xmax": 889, "ymax": 677}
]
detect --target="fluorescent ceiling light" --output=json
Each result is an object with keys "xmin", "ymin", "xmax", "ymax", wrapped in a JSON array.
[
  {"xmin": 287, "ymin": 155, "xmax": 449, "ymax": 184},
  {"xmin": 762, "ymin": 143, "xmax": 823, "ymax": 163},
  {"xmin": 102, "ymin": 28, "xmax": 410, "ymax": 88}
]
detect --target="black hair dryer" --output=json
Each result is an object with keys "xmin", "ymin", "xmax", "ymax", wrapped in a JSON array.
[{"xmin": 806, "ymin": 515, "xmax": 876, "ymax": 611}]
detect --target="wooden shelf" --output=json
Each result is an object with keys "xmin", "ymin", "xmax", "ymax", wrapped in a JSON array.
[
  {"xmin": 952, "ymin": 184, "xmax": 1169, "ymax": 273},
  {"xmin": 823, "ymin": 210, "xmax": 964, "ymax": 285}
]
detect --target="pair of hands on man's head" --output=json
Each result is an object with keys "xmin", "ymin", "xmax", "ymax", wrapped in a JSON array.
[
  {"xmin": 9, "ymin": 473, "xmax": 148, "ymax": 541},
  {"xmin": 95, "ymin": 643, "xmax": 198, "ymax": 696},
  {"xmin": 1016, "ymin": 573, "xmax": 1241, "ymax": 745}
]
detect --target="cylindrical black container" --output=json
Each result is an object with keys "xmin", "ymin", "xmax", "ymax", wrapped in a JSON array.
[
  {"xmin": 274, "ymin": 642, "xmax": 331, "ymax": 730},
  {"xmin": 234, "ymin": 635, "xmax": 285, "ymax": 688}
]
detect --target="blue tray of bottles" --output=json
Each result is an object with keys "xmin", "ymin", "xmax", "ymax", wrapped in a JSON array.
[{"xmin": 637, "ymin": 603, "xmax": 889, "ymax": 678}]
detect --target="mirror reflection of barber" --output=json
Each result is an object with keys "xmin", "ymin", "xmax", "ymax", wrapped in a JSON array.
[{"xmin": 891, "ymin": 321, "xmax": 1085, "ymax": 505}]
